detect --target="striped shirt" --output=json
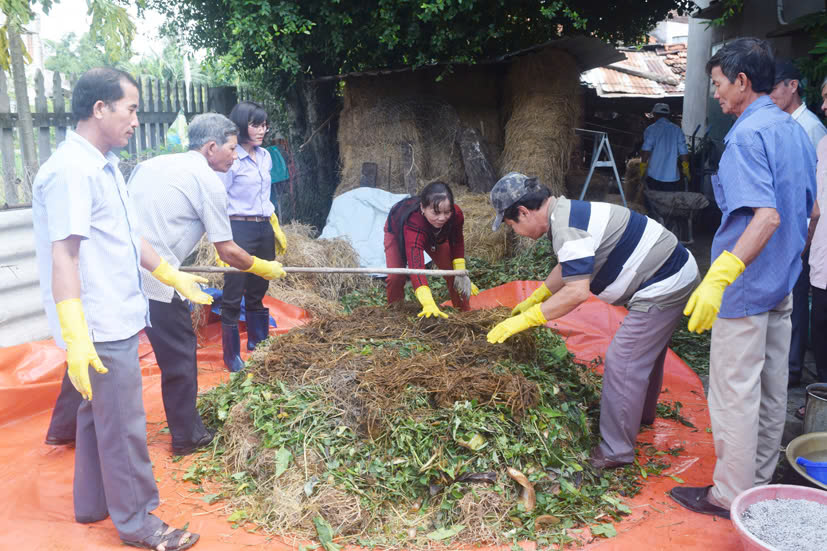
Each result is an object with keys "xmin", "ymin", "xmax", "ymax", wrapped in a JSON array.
[
  {"xmin": 548, "ymin": 197, "xmax": 698, "ymax": 311},
  {"xmin": 129, "ymin": 151, "xmax": 234, "ymax": 303}
]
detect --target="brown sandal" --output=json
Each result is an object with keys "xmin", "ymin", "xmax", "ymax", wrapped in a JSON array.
[{"xmin": 122, "ymin": 523, "xmax": 200, "ymax": 551}]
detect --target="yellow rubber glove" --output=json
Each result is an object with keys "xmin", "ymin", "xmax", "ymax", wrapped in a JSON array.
[
  {"xmin": 511, "ymin": 283, "xmax": 552, "ymax": 315},
  {"xmin": 451, "ymin": 258, "xmax": 480, "ymax": 299},
  {"xmin": 214, "ymin": 247, "xmax": 229, "ymax": 268},
  {"xmin": 56, "ymin": 298, "xmax": 107, "ymax": 401},
  {"xmin": 681, "ymin": 161, "xmax": 691, "ymax": 181},
  {"xmin": 487, "ymin": 304, "xmax": 547, "ymax": 344},
  {"xmin": 414, "ymin": 285, "xmax": 448, "ymax": 319},
  {"xmin": 683, "ymin": 250, "xmax": 745, "ymax": 334},
  {"xmin": 152, "ymin": 258, "xmax": 214, "ymax": 305},
  {"xmin": 270, "ymin": 214, "xmax": 288, "ymax": 255},
  {"xmin": 244, "ymin": 256, "xmax": 287, "ymax": 280},
  {"xmin": 639, "ymin": 161, "xmax": 648, "ymax": 178}
]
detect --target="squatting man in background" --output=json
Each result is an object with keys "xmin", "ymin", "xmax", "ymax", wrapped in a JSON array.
[
  {"xmin": 485, "ymin": 171, "xmax": 699, "ymax": 471},
  {"xmin": 44, "ymin": 113, "xmax": 288, "ymax": 457},
  {"xmin": 32, "ymin": 67, "xmax": 202, "ymax": 550},
  {"xmin": 669, "ymin": 37, "xmax": 816, "ymax": 520}
]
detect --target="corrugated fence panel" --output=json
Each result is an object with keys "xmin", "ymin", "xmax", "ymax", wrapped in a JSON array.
[{"xmin": 0, "ymin": 208, "xmax": 50, "ymax": 346}]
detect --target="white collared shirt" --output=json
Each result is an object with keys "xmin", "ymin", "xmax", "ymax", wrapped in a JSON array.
[
  {"xmin": 32, "ymin": 130, "xmax": 149, "ymax": 347},
  {"xmin": 791, "ymin": 102, "xmax": 827, "ymax": 150},
  {"xmin": 129, "ymin": 151, "xmax": 234, "ymax": 303}
]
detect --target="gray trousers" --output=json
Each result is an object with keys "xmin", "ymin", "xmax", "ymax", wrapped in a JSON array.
[
  {"xmin": 708, "ymin": 294, "xmax": 792, "ymax": 509},
  {"xmin": 75, "ymin": 334, "xmax": 163, "ymax": 541},
  {"xmin": 596, "ymin": 302, "xmax": 684, "ymax": 462}
]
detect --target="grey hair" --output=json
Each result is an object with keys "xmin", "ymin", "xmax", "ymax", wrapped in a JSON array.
[
  {"xmin": 822, "ymin": 75, "xmax": 827, "ymax": 90},
  {"xmin": 188, "ymin": 113, "xmax": 239, "ymax": 150}
]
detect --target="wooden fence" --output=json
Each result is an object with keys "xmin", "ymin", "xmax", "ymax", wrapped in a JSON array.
[{"xmin": 0, "ymin": 69, "xmax": 221, "ymax": 208}]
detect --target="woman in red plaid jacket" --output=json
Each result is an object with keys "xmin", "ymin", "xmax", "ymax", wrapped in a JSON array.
[{"xmin": 384, "ymin": 181, "xmax": 480, "ymax": 318}]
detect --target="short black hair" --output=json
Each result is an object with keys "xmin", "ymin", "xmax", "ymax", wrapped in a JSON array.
[
  {"xmin": 72, "ymin": 67, "xmax": 139, "ymax": 122},
  {"xmin": 503, "ymin": 186, "xmax": 552, "ymax": 223},
  {"xmin": 229, "ymin": 101, "xmax": 268, "ymax": 144},
  {"xmin": 705, "ymin": 37, "xmax": 775, "ymax": 94},
  {"xmin": 420, "ymin": 181, "xmax": 454, "ymax": 214}
]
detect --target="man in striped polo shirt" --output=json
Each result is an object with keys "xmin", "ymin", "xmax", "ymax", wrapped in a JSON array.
[{"xmin": 486, "ymin": 172, "xmax": 699, "ymax": 470}]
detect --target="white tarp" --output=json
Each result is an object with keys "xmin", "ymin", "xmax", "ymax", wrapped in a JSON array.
[{"xmin": 319, "ymin": 187, "xmax": 430, "ymax": 270}]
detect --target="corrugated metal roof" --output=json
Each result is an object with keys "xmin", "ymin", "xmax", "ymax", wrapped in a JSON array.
[
  {"xmin": 582, "ymin": 48, "xmax": 685, "ymax": 98},
  {"xmin": 0, "ymin": 208, "xmax": 50, "ymax": 347},
  {"xmin": 312, "ymin": 35, "xmax": 624, "ymax": 82}
]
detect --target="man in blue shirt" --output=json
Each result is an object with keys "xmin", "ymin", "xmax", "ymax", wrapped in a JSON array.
[
  {"xmin": 670, "ymin": 38, "xmax": 817, "ymax": 519},
  {"xmin": 640, "ymin": 103, "xmax": 690, "ymax": 192}
]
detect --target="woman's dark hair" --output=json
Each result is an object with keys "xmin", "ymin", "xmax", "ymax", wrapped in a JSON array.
[
  {"xmin": 72, "ymin": 67, "xmax": 139, "ymax": 122},
  {"xmin": 229, "ymin": 101, "xmax": 269, "ymax": 144},
  {"xmin": 503, "ymin": 186, "xmax": 552, "ymax": 223},
  {"xmin": 419, "ymin": 181, "xmax": 454, "ymax": 214},
  {"xmin": 705, "ymin": 37, "xmax": 775, "ymax": 94}
]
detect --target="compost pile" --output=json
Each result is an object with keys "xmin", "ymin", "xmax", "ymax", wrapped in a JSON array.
[{"xmin": 195, "ymin": 302, "xmax": 653, "ymax": 548}]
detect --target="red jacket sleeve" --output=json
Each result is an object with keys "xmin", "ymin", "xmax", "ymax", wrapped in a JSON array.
[
  {"xmin": 403, "ymin": 214, "xmax": 430, "ymax": 289},
  {"xmin": 448, "ymin": 205, "xmax": 465, "ymax": 260}
]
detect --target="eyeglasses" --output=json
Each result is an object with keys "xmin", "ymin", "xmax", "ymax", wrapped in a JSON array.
[{"xmin": 250, "ymin": 122, "xmax": 269, "ymax": 131}]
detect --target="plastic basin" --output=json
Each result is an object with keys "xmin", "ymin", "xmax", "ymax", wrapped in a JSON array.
[
  {"xmin": 730, "ymin": 484, "xmax": 827, "ymax": 551},
  {"xmin": 785, "ymin": 431, "xmax": 827, "ymax": 490}
]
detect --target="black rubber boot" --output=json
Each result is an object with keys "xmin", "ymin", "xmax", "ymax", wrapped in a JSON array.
[
  {"xmin": 246, "ymin": 308, "xmax": 272, "ymax": 351},
  {"xmin": 221, "ymin": 323, "xmax": 245, "ymax": 372}
]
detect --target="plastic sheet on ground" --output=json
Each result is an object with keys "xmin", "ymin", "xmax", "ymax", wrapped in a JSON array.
[
  {"xmin": 319, "ymin": 187, "xmax": 433, "ymax": 270},
  {"xmin": 0, "ymin": 283, "xmax": 738, "ymax": 550}
]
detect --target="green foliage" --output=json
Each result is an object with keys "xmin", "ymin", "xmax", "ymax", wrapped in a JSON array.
[
  {"xmin": 151, "ymin": 0, "xmax": 698, "ymax": 95},
  {"xmin": 669, "ymin": 316, "xmax": 711, "ymax": 377},
  {"xmin": 705, "ymin": 0, "xmax": 744, "ymax": 27},
  {"xmin": 796, "ymin": 12, "xmax": 827, "ymax": 116},
  {"xmin": 194, "ymin": 328, "xmax": 653, "ymax": 546},
  {"xmin": 44, "ymin": 31, "xmax": 131, "ymax": 74}
]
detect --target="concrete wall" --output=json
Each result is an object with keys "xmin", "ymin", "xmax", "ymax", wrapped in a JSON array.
[
  {"xmin": 683, "ymin": 0, "xmax": 824, "ymax": 140},
  {"xmin": 0, "ymin": 208, "xmax": 50, "ymax": 347}
]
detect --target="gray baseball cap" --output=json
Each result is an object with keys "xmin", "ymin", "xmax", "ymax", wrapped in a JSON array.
[{"xmin": 490, "ymin": 172, "xmax": 542, "ymax": 231}]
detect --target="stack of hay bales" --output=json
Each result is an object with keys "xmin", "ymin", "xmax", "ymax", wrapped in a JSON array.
[
  {"xmin": 500, "ymin": 49, "xmax": 583, "ymax": 196},
  {"xmin": 192, "ymin": 222, "xmax": 373, "ymax": 318},
  {"xmin": 336, "ymin": 72, "xmax": 466, "ymax": 197},
  {"xmin": 454, "ymin": 188, "xmax": 510, "ymax": 263}
]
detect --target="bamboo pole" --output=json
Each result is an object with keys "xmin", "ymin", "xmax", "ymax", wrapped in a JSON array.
[{"xmin": 180, "ymin": 266, "xmax": 467, "ymax": 277}]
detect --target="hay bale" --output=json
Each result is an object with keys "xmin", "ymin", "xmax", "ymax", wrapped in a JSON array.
[
  {"xmin": 336, "ymin": 91, "xmax": 466, "ymax": 196},
  {"xmin": 500, "ymin": 49, "xmax": 582, "ymax": 195},
  {"xmin": 455, "ymin": 188, "xmax": 510, "ymax": 263}
]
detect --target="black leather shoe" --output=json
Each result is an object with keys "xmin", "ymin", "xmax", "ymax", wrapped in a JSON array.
[
  {"xmin": 172, "ymin": 430, "xmax": 215, "ymax": 457},
  {"xmin": 588, "ymin": 447, "xmax": 630, "ymax": 470},
  {"xmin": 45, "ymin": 435, "xmax": 75, "ymax": 446},
  {"xmin": 669, "ymin": 485, "xmax": 730, "ymax": 519}
]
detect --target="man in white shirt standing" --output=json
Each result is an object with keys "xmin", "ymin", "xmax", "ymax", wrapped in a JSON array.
[{"xmin": 770, "ymin": 60, "xmax": 827, "ymax": 390}]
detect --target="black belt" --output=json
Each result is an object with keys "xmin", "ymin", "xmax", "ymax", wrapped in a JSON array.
[{"xmin": 229, "ymin": 215, "xmax": 267, "ymax": 222}]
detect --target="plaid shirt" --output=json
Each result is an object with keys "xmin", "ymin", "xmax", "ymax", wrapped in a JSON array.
[{"xmin": 388, "ymin": 200, "xmax": 465, "ymax": 289}]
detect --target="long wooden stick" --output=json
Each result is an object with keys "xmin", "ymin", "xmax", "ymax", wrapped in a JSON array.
[{"xmin": 180, "ymin": 265, "xmax": 467, "ymax": 277}]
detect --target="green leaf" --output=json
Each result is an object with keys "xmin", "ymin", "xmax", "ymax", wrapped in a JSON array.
[
  {"xmin": 313, "ymin": 516, "xmax": 342, "ymax": 551},
  {"xmin": 275, "ymin": 447, "xmax": 292, "ymax": 478},
  {"xmin": 591, "ymin": 523, "xmax": 617, "ymax": 538},
  {"xmin": 669, "ymin": 475, "xmax": 685, "ymax": 484},
  {"xmin": 426, "ymin": 525, "xmax": 465, "ymax": 540},
  {"xmin": 227, "ymin": 509, "xmax": 247, "ymax": 523},
  {"xmin": 201, "ymin": 493, "xmax": 221, "ymax": 504}
]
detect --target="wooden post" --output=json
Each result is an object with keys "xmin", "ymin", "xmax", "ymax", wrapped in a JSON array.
[
  {"xmin": 137, "ymin": 77, "xmax": 147, "ymax": 153},
  {"xmin": 35, "ymin": 70, "xmax": 51, "ymax": 164},
  {"xmin": 53, "ymin": 72, "xmax": 67, "ymax": 147},
  {"xmin": 188, "ymin": 82, "xmax": 195, "ymax": 118},
  {"xmin": 0, "ymin": 71, "xmax": 17, "ymax": 205},
  {"xmin": 174, "ymin": 81, "xmax": 181, "ymax": 114},
  {"xmin": 156, "ymin": 78, "xmax": 165, "ymax": 146},
  {"xmin": 147, "ymin": 79, "xmax": 157, "ymax": 150},
  {"xmin": 197, "ymin": 84, "xmax": 205, "ymax": 113}
]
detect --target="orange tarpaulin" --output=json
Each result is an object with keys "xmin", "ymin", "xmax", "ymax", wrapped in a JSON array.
[{"xmin": 0, "ymin": 284, "xmax": 739, "ymax": 550}]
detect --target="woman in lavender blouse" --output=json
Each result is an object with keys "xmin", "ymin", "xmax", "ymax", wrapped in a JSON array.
[{"xmin": 219, "ymin": 101, "xmax": 287, "ymax": 371}]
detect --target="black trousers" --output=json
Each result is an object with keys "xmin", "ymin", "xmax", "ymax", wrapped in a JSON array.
[
  {"xmin": 813, "ymin": 285, "xmax": 827, "ymax": 383},
  {"xmin": 144, "ymin": 295, "xmax": 210, "ymax": 449},
  {"xmin": 221, "ymin": 219, "xmax": 275, "ymax": 325}
]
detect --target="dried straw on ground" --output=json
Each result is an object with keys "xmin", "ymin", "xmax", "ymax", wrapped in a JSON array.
[
  {"xmin": 191, "ymin": 222, "xmax": 372, "ymax": 319},
  {"xmin": 500, "ymin": 49, "xmax": 583, "ymax": 196}
]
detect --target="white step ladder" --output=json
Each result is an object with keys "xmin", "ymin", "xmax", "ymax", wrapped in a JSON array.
[{"xmin": 576, "ymin": 128, "xmax": 626, "ymax": 207}]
